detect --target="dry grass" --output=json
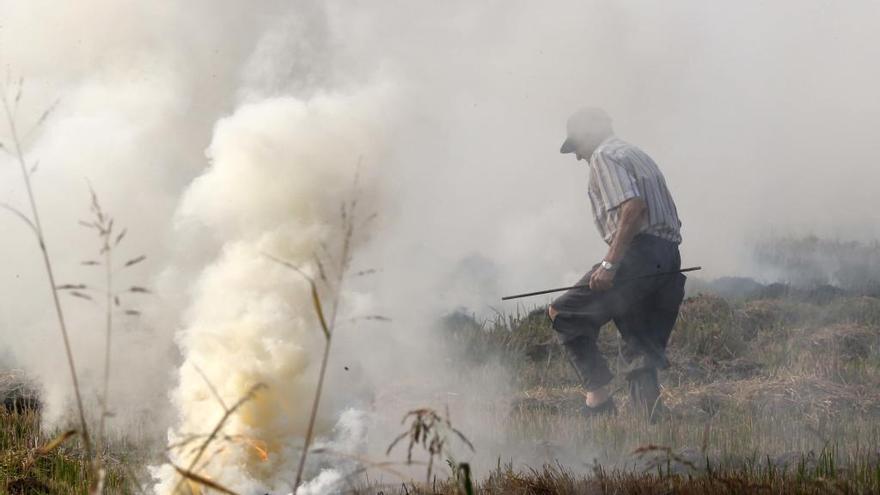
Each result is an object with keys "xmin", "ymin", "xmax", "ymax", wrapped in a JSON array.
[
  {"xmin": 386, "ymin": 408, "xmax": 475, "ymax": 483},
  {"xmin": 351, "ymin": 457, "xmax": 880, "ymax": 494},
  {"xmin": 0, "ymin": 406, "xmax": 133, "ymax": 494},
  {"xmin": 1, "ymin": 286, "xmax": 880, "ymax": 493},
  {"xmin": 167, "ymin": 382, "xmax": 267, "ymax": 495},
  {"xmin": 403, "ymin": 289, "xmax": 880, "ymax": 494}
]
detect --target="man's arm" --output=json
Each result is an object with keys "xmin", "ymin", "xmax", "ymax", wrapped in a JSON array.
[
  {"xmin": 589, "ymin": 197, "xmax": 646, "ymax": 290},
  {"xmin": 605, "ymin": 197, "xmax": 647, "ymax": 264}
]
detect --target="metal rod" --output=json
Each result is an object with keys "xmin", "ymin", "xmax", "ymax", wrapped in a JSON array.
[{"xmin": 502, "ymin": 266, "xmax": 702, "ymax": 301}]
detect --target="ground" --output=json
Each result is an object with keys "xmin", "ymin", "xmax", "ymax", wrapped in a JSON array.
[{"xmin": 3, "ymin": 283, "xmax": 880, "ymax": 493}]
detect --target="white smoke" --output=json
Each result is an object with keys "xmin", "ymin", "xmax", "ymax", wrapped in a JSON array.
[
  {"xmin": 151, "ymin": 86, "xmax": 391, "ymax": 492},
  {"xmin": 292, "ymin": 408, "xmax": 370, "ymax": 495},
  {"xmin": 295, "ymin": 470, "xmax": 344, "ymax": 495},
  {"xmin": 0, "ymin": 0, "xmax": 279, "ymax": 429}
]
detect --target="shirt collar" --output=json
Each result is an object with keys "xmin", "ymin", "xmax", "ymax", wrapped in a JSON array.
[{"xmin": 590, "ymin": 135, "xmax": 617, "ymax": 161}]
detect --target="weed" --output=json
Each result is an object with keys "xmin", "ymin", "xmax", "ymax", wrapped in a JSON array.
[
  {"xmin": 1, "ymin": 79, "xmax": 96, "ymax": 487},
  {"xmin": 386, "ymin": 407, "xmax": 474, "ymax": 484}
]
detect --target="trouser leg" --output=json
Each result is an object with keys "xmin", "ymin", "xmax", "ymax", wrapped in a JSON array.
[
  {"xmin": 628, "ymin": 367, "xmax": 661, "ymax": 420},
  {"xmin": 614, "ymin": 270, "xmax": 686, "ymax": 420},
  {"xmin": 553, "ymin": 319, "xmax": 614, "ymax": 391},
  {"xmin": 550, "ymin": 235, "xmax": 685, "ymax": 401},
  {"xmin": 614, "ymin": 306, "xmax": 671, "ymax": 378},
  {"xmin": 550, "ymin": 269, "xmax": 614, "ymax": 391},
  {"xmin": 614, "ymin": 306, "xmax": 663, "ymax": 419}
]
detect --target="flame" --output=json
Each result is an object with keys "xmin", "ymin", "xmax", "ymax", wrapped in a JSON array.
[{"xmin": 232, "ymin": 435, "xmax": 270, "ymax": 462}]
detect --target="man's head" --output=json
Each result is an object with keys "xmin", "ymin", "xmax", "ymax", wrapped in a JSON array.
[{"xmin": 560, "ymin": 107, "xmax": 613, "ymax": 161}]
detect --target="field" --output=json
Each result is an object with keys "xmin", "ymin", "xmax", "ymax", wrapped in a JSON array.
[{"xmin": 3, "ymin": 276, "xmax": 880, "ymax": 494}]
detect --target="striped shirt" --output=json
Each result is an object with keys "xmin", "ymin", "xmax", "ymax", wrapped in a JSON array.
[{"xmin": 587, "ymin": 137, "xmax": 682, "ymax": 244}]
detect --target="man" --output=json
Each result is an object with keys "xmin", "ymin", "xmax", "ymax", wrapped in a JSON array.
[{"xmin": 548, "ymin": 107, "xmax": 685, "ymax": 420}]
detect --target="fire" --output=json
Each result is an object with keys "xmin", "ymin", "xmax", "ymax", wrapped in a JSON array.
[{"xmin": 233, "ymin": 435, "xmax": 270, "ymax": 462}]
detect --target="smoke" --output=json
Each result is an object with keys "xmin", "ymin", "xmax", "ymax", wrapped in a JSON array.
[
  {"xmin": 0, "ymin": 0, "xmax": 879, "ymax": 492},
  {"xmin": 152, "ymin": 87, "xmax": 390, "ymax": 492},
  {"xmin": 348, "ymin": 0, "xmax": 880, "ymax": 289},
  {"xmin": 0, "ymin": 0, "xmax": 278, "ymax": 429}
]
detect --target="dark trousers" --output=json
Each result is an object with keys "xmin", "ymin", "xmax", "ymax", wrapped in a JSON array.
[{"xmin": 550, "ymin": 234, "xmax": 685, "ymax": 391}]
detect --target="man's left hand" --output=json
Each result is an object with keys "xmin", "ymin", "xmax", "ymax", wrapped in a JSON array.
[{"xmin": 589, "ymin": 266, "xmax": 616, "ymax": 291}]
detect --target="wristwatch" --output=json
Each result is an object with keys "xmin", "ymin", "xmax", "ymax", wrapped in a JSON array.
[{"xmin": 600, "ymin": 260, "xmax": 618, "ymax": 271}]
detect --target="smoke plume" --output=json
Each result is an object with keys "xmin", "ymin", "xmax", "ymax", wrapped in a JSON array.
[{"xmin": 152, "ymin": 88, "xmax": 390, "ymax": 492}]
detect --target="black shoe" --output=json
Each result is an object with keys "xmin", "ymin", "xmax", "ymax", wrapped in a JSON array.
[
  {"xmin": 581, "ymin": 398, "xmax": 618, "ymax": 418},
  {"xmin": 627, "ymin": 368, "xmax": 663, "ymax": 422}
]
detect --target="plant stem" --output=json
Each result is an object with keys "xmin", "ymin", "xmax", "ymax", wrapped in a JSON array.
[
  {"xmin": 293, "ymin": 217, "xmax": 353, "ymax": 490},
  {"xmin": 294, "ymin": 332, "xmax": 333, "ymax": 490},
  {"xmin": 98, "ymin": 241, "xmax": 113, "ymax": 451},
  {"xmin": 2, "ymin": 94, "xmax": 93, "ymax": 460}
]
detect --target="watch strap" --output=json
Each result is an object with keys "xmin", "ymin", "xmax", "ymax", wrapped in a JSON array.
[{"xmin": 600, "ymin": 260, "xmax": 617, "ymax": 271}]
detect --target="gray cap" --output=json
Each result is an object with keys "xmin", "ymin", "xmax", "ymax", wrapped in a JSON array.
[{"xmin": 560, "ymin": 107, "xmax": 612, "ymax": 154}]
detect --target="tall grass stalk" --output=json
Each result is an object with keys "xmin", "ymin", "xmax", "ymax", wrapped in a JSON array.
[
  {"xmin": 170, "ymin": 382, "xmax": 266, "ymax": 495},
  {"xmin": 100, "ymin": 222, "xmax": 113, "ymax": 451},
  {"xmin": 268, "ymin": 171, "xmax": 371, "ymax": 491},
  {"xmin": 0, "ymin": 82, "xmax": 93, "ymax": 462},
  {"xmin": 264, "ymin": 249, "xmax": 344, "ymax": 492},
  {"xmin": 72, "ymin": 187, "xmax": 147, "ymax": 451}
]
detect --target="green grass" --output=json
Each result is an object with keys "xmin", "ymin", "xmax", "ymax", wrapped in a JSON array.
[{"xmin": 0, "ymin": 409, "xmax": 133, "ymax": 494}]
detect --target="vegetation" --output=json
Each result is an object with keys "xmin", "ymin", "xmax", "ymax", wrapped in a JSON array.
[
  {"xmin": 5, "ymin": 283, "xmax": 879, "ymax": 493},
  {"xmin": 421, "ymin": 286, "xmax": 880, "ymax": 494},
  {"xmin": 0, "ymin": 407, "xmax": 134, "ymax": 494}
]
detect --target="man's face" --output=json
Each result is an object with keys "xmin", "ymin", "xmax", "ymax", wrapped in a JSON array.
[
  {"xmin": 562, "ymin": 108, "xmax": 612, "ymax": 160},
  {"xmin": 575, "ymin": 143, "xmax": 589, "ymax": 161},
  {"xmin": 572, "ymin": 134, "xmax": 599, "ymax": 161}
]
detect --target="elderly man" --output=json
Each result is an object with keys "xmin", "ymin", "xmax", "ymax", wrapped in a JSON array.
[{"xmin": 548, "ymin": 108, "xmax": 685, "ymax": 420}]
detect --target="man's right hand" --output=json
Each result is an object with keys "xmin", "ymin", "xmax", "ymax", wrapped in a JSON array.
[
  {"xmin": 548, "ymin": 305, "xmax": 559, "ymax": 321},
  {"xmin": 589, "ymin": 266, "xmax": 616, "ymax": 291}
]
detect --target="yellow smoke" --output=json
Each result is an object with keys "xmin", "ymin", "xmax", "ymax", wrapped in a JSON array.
[{"xmin": 153, "ymin": 85, "xmax": 390, "ymax": 493}]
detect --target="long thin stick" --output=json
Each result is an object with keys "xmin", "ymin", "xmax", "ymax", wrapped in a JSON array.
[
  {"xmin": 501, "ymin": 266, "xmax": 701, "ymax": 301},
  {"xmin": 98, "ymin": 230, "xmax": 112, "ymax": 451},
  {"xmin": 170, "ymin": 383, "xmax": 265, "ymax": 494}
]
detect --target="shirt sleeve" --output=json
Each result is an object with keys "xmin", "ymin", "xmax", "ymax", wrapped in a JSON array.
[{"xmin": 592, "ymin": 151, "xmax": 640, "ymax": 211}]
